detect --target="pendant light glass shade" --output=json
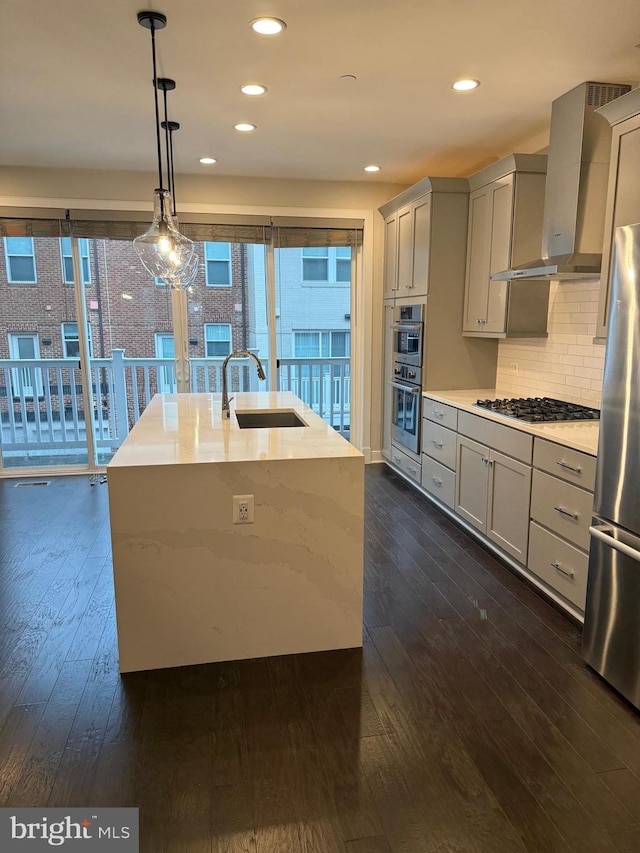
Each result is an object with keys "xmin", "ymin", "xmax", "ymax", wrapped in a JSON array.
[{"xmin": 134, "ymin": 188, "xmax": 194, "ymax": 279}]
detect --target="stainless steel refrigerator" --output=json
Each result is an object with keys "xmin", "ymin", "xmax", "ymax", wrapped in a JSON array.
[{"xmin": 583, "ymin": 223, "xmax": 640, "ymax": 710}]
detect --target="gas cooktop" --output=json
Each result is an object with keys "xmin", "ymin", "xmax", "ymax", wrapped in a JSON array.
[{"xmin": 475, "ymin": 396, "xmax": 600, "ymax": 423}]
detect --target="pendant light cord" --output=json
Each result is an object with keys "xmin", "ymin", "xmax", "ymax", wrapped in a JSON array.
[
  {"xmin": 162, "ymin": 88, "xmax": 172, "ymax": 205},
  {"xmin": 149, "ymin": 21, "xmax": 164, "ymax": 192},
  {"xmin": 169, "ymin": 128, "xmax": 177, "ymax": 216}
]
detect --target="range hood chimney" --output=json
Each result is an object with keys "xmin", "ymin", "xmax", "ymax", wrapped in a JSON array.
[{"xmin": 492, "ymin": 81, "xmax": 631, "ymax": 281}]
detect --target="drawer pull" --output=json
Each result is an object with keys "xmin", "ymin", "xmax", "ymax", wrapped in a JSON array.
[
  {"xmin": 556, "ymin": 460, "xmax": 582, "ymax": 474},
  {"xmin": 481, "ymin": 456, "xmax": 493, "ymax": 466},
  {"xmin": 550, "ymin": 561, "xmax": 575, "ymax": 579},
  {"xmin": 553, "ymin": 505, "xmax": 578, "ymax": 520},
  {"xmin": 431, "ymin": 476, "xmax": 442, "ymax": 486},
  {"xmin": 431, "ymin": 440, "xmax": 444, "ymax": 448},
  {"xmin": 431, "ymin": 410, "xmax": 445, "ymax": 419}
]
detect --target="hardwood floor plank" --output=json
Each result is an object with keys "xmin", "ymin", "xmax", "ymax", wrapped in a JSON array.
[{"xmin": 345, "ymin": 837, "xmax": 392, "ymax": 853}]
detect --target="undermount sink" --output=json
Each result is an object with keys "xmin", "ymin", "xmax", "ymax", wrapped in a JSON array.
[{"xmin": 235, "ymin": 410, "xmax": 307, "ymax": 429}]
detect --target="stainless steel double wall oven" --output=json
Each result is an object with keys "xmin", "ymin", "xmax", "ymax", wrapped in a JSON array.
[{"xmin": 389, "ymin": 304, "xmax": 424, "ymax": 455}]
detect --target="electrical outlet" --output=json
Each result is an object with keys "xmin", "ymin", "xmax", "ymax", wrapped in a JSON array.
[
  {"xmin": 509, "ymin": 361, "xmax": 519, "ymax": 374},
  {"xmin": 233, "ymin": 494, "xmax": 254, "ymax": 524}
]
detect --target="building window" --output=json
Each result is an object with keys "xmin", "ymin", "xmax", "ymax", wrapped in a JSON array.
[
  {"xmin": 302, "ymin": 247, "xmax": 351, "ymax": 283},
  {"xmin": 205, "ymin": 242, "xmax": 231, "ymax": 286},
  {"xmin": 155, "ymin": 333, "xmax": 175, "ymax": 392},
  {"xmin": 3, "ymin": 237, "xmax": 36, "ymax": 283},
  {"xmin": 60, "ymin": 237, "xmax": 91, "ymax": 284},
  {"xmin": 8, "ymin": 332, "xmax": 42, "ymax": 397},
  {"xmin": 62, "ymin": 322, "xmax": 93, "ymax": 358},
  {"xmin": 204, "ymin": 323, "xmax": 232, "ymax": 357},
  {"xmin": 293, "ymin": 330, "xmax": 350, "ymax": 358}
]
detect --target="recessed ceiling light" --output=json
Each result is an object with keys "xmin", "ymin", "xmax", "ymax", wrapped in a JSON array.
[
  {"xmin": 234, "ymin": 122, "xmax": 256, "ymax": 132},
  {"xmin": 452, "ymin": 78, "xmax": 480, "ymax": 91},
  {"xmin": 240, "ymin": 83, "xmax": 267, "ymax": 96},
  {"xmin": 199, "ymin": 157, "xmax": 217, "ymax": 165},
  {"xmin": 250, "ymin": 17, "xmax": 286, "ymax": 35},
  {"xmin": 364, "ymin": 165, "xmax": 381, "ymax": 172}
]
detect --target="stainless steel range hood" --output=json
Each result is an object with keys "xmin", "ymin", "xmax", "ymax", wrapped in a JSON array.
[{"xmin": 491, "ymin": 81, "xmax": 631, "ymax": 281}]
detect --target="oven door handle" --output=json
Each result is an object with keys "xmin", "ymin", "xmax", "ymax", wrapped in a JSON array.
[
  {"xmin": 388, "ymin": 381, "xmax": 420, "ymax": 393},
  {"xmin": 392, "ymin": 323, "xmax": 423, "ymax": 332}
]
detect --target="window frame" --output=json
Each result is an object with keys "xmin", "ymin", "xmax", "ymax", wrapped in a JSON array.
[
  {"xmin": 62, "ymin": 321, "xmax": 93, "ymax": 359},
  {"xmin": 292, "ymin": 329, "xmax": 351, "ymax": 358},
  {"xmin": 60, "ymin": 237, "xmax": 91, "ymax": 284},
  {"xmin": 301, "ymin": 246, "xmax": 351, "ymax": 285},
  {"xmin": 204, "ymin": 242, "xmax": 232, "ymax": 287},
  {"xmin": 3, "ymin": 236, "xmax": 37, "ymax": 284},
  {"xmin": 204, "ymin": 323, "xmax": 233, "ymax": 357}
]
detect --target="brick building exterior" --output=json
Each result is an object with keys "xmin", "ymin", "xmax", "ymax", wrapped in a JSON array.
[{"xmin": 0, "ymin": 236, "xmax": 249, "ymax": 362}]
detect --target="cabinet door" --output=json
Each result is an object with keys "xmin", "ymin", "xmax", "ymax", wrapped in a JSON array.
[
  {"xmin": 463, "ymin": 187, "xmax": 493, "ymax": 332},
  {"xmin": 410, "ymin": 196, "xmax": 431, "ymax": 296},
  {"xmin": 456, "ymin": 435, "xmax": 489, "ymax": 532},
  {"xmin": 484, "ymin": 177, "xmax": 514, "ymax": 333},
  {"xmin": 597, "ymin": 115, "xmax": 640, "ymax": 338},
  {"xmin": 396, "ymin": 204, "xmax": 414, "ymax": 293},
  {"xmin": 487, "ymin": 449, "xmax": 532, "ymax": 562},
  {"xmin": 384, "ymin": 213, "xmax": 399, "ymax": 299}
]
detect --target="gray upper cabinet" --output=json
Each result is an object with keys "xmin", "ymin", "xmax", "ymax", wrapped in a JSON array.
[
  {"xmin": 383, "ymin": 196, "xmax": 431, "ymax": 298},
  {"xmin": 595, "ymin": 90, "xmax": 640, "ymax": 340},
  {"xmin": 462, "ymin": 154, "xmax": 548, "ymax": 337}
]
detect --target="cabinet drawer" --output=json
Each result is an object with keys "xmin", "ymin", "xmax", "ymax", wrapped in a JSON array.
[
  {"xmin": 422, "ymin": 421, "xmax": 457, "ymax": 470},
  {"xmin": 530, "ymin": 470, "xmax": 593, "ymax": 550},
  {"xmin": 533, "ymin": 438, "xmax": 596, "ymax": 491},
  {"xmin": 423, "ymin": 397, "xmax": 458, "ymax": 431},
  {"xmin": 528, "ymin": 521, "xmax": 588, "ymax": 610},
  {"xmin": 390, "ymin": 445, "xmax": 421, "ymax": 484},
  {"xmin": 458, "ymin": 411, "xmax": 532, "ymax": 463},
  {"xmin": 421, "ymin": 456, "xmax": 455, "ymax": 508}
]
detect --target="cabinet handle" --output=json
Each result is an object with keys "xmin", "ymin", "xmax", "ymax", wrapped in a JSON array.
[
  {"xmin": 431, "ymin": 476, "xmax": 442, "ymax": 486},
  {"xmin": 481, "ymin": 456, "xmax": 493, "ymax": 466},
  {"xmin": 476, "ymin": 318, "xmax": 486, "ymax": 325},
  {"xmin": 550, "ymin": 561, "xmax": 575, "ymax": 579},
  {"xmin": 553, "ymin": 505, "xmax": 578, "ymax": 520},
  {"xmin": 556, "ymin": 460, "xmax": 582, "ymax": 474},
  {"xmin": 408, "ymin": 466, "xmax": 418, "ymax": 475},
  {"xmin": 431, "ymin": 410, "xmax": 445, "ymax": 419},
  {"xmin": 431, "ymin": 440, "xmax": 444, "ymax": 448}
]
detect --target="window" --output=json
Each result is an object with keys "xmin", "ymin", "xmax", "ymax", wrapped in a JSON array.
[
  {"xmin": 155, "ymin": 333, "xmax": 175, "ymax": 392},
  {"xmin": 302, "ymin": 247, "xmax": 351, "ymax": 283},
  {"xmin": 205, "ymin": 242, "xmax": 231, "ymax": 286},
  {"xmin": 293, "ymin": 330, "xmax": 350, "ymax": 358},
  {"xmin": 4, "ymin": 237, "xmax": 36, "ymax": 283},
  {"xmin": 8, "ymin": 333, "xmax": 42, "ymax": 397},
  {"xmin": 62, "ymin": 322, "xmax": 93, "ymax": 358},
  {"xmin": 204, "ymin": 323, "xmax": 232, "ymax": 357},
  {"xmin": 60, "ymin": 238, "xmax": 91, "ymax": 284}
]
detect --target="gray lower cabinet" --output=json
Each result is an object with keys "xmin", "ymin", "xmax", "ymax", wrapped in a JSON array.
[
  {"xmin": 456, "ymin": 434, "xmax": 532, "ymax": 562},
  {"xmin": 527, "ymin": 437, "xmax": 595, "ymax": 610}
]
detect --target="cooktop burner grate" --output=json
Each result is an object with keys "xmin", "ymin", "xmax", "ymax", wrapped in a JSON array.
[{"xmin": 474, "ymin": 396, "xmax": 600, "ymax": 423}]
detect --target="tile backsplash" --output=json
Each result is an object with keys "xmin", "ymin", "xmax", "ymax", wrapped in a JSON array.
[{"xmin": 495, "ymin": 279, "xmax": 605, "ymax": 406}]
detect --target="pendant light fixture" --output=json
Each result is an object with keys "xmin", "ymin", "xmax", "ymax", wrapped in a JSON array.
[
  {"xmin": 158, "ymin": 87, "xmax": 200, "ymax": 290},
  {"xmin": 134, "ymin": 11, "xmax": 194, "ymax": 281}
]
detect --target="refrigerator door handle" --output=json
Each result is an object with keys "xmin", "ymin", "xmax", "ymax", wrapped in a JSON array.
[{"xmin": 589, "ymin": 525, "xmax": 640, "ymax": 563}]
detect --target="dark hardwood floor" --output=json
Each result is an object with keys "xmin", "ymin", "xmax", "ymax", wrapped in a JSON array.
[{"xmin": 1, "ymin": 466, "xmax": 639, "ymax": 852}]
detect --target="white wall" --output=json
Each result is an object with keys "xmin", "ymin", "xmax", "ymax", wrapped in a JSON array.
[{"xmin": 495, "ymin": 279, "xmax": 604, "ymax": 406}]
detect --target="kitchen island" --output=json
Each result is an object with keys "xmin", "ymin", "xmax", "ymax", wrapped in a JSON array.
[{"xmin": 107, "ymin": 392, "xmax": 364, "ymax": 673}]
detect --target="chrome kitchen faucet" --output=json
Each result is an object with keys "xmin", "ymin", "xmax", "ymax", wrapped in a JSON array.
[{"xmin": 221, "ymin": 350, "xmax": 266, "ymax": 417}]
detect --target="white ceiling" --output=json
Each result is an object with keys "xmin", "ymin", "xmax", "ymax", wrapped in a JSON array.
[{"xmin": 2, "ymin": 0, "xmax": 640, "ymax": 185}]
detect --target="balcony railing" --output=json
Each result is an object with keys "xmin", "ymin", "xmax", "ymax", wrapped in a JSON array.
[{"xmin": 0, "ymin": 351, "xmax": 350, "ymax": 467}]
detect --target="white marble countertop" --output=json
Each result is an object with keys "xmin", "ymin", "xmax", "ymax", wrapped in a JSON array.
[
  {"xmin": 423, "ymin": 388, "xmax": 599, "ymax": 456},
  {"xmin": 108, "ymin": 392, "xmax": 362, "ymax": 468}
]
